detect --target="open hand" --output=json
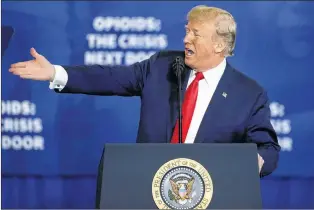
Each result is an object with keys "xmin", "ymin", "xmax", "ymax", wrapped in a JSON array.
[{"xmin": 9, "ymin": 48, "xmax": 55, "ymax": 81}]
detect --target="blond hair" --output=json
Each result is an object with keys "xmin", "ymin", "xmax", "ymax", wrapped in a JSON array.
[{"xmin": 187, "ymin": 5, "xmax": 237, "ymax": 57}]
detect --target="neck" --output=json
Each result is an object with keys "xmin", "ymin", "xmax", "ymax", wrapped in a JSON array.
[{"xmin": 196, "ymin": 56, "xmax": 225, "ymax": 72}]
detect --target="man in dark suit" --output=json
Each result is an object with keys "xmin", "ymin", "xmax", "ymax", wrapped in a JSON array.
[{"xmin": 9, "ymin": 5, "xmax": 280, "ymax": 177}]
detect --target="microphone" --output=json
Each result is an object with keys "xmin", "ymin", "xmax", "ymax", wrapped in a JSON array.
[
  {"xmin": 172, "ymin": 56, "xmax": 185, "ymax": 144},
  {"xmin": 173, "ymin": 56, "xmax": 185, "ymax": 77}
]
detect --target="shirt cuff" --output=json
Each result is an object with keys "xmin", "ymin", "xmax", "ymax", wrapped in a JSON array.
[{"xmin": 49, "ymin": 65, "xmax": 68, "ymax": 91}]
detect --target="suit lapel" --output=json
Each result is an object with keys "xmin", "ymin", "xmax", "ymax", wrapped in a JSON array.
[{"xmin": 194, "ymin": 63, "xmax": 235, "ymax": 143}]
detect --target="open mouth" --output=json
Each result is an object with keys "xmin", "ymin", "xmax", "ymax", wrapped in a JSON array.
[{"xmin": 185, "ymin": 48, "xmax": 195, "ymax": 56}]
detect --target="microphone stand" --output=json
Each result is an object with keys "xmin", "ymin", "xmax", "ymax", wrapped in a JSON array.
[{"xmin": 176, "ymin": 60, "xmax": 183, "ymax": 144}]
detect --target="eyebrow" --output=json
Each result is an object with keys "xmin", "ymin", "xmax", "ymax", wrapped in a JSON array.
[{"xmin": 185, "ymin": 25, "xmax": 199, "ymax": 33}]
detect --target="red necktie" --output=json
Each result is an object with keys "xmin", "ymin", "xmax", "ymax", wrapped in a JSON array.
[{"xmin": 171, "ymin": 72, "xmax": 204, "ymax": 143}]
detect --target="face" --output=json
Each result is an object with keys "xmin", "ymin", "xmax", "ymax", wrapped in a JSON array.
[{"xmin": 184, "ymin": 20, "xmax": 222, "ymax": 71}]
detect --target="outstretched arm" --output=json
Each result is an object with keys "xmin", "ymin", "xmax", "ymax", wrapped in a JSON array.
[
  {"xmin": 10, "ymin": 48, "xmax": 158, "ymax": 96},
  {"xmin": 56, "ymin": 60, "xmax": 151, "ymax": 96}
]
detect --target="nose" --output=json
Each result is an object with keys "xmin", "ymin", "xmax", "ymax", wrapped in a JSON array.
[{"xmin": 183, "ymin": 33, "xmax": 192, "ymax": 44}]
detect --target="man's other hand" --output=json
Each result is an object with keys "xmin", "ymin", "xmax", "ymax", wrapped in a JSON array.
[
  {"xmin": 9, "ymin": 48, "xmax": 55, "ymax": 81},
  {"xmin": 258, "ymin": 153, "xmax": 265, "ymax": 174}
]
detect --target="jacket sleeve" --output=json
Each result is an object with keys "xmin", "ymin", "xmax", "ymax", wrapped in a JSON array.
[
  {"xmin": 246, "ymin": 90, "xmax": 281, "ymax": 177},
  {"xmin": 57, "ymin": 52, "xmax": 159, "ymax": 96}
]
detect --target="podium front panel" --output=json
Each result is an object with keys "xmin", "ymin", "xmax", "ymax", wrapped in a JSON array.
[{"xmin": 98, "ymin": 143, "xmax": 262, "ymax": 209}]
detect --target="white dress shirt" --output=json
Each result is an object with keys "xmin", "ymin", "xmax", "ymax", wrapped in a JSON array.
[
  {"xmin": 49, "ymin": 59, "xmax": 226, "ymax": 143},
  {"xmin": 49, "ymin": 65, "xmax": 68, "ymax": 91},
  {"xmin": 184, "ymin": 59, "xmax": 226, "ymax": 143}
]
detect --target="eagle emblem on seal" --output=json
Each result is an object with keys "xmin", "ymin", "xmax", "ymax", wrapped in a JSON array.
[{"xmin": 168, "ymin": 175, "xmax": 195, "ymax": 204}]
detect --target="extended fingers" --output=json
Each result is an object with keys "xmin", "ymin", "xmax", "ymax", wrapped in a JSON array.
[
  {"xmin": 10, "ymin": 60, "xmax": 34, "ymax": 69},
  {"xmin": 11, "ymin": 62, "xmax": 28, "ymax": 68},
  {"xmin": 10, "ymin": 68, "xmax": 31, "ymax": 76}
]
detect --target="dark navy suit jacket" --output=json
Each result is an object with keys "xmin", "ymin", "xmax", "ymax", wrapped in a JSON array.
[{"xmin": 58, "ymin": 51, "xmax": 280, "ymax": 177}]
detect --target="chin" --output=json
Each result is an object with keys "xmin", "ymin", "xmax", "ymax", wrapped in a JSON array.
[
  {"xmin": 184, "ymin": 58, "xmax": 194, "ymax": 69},
  {"xmin": 184, "ymin": 57, "xmax": 191, "ymax": 64}
]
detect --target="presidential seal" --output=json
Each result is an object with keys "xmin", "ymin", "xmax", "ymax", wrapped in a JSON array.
[{"xmin": 152, "ymin": 158, "xmax": 213, "ymax": 209}]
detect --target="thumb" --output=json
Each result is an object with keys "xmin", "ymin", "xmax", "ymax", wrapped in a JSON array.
[{"xmin": 30, "ymin": 47, "xmax": 42, "ymax": 59}]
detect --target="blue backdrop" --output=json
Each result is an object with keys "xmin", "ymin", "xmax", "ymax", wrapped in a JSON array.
[{"xmin": 2, "ymin": 1, "xmax": 314, "ymax": 208}]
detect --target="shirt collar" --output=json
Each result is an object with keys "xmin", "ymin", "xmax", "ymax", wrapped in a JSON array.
[{"xmin": 190, "ymin": 58, "xmax": 226, "ymax": 85}]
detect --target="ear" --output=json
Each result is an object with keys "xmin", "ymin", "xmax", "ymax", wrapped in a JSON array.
[{"xmin": 214, "ymin": 41, "xmax": 225, "ymax": 54}]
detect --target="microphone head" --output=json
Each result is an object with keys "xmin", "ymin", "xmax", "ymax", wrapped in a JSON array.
[
  {"xmin": 176, "ymin": 56, "xmax": 183, "ymax": 63},
  {"xmin": 173, "ymin": 56, "xmax": 185, "ymax": 77}
]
